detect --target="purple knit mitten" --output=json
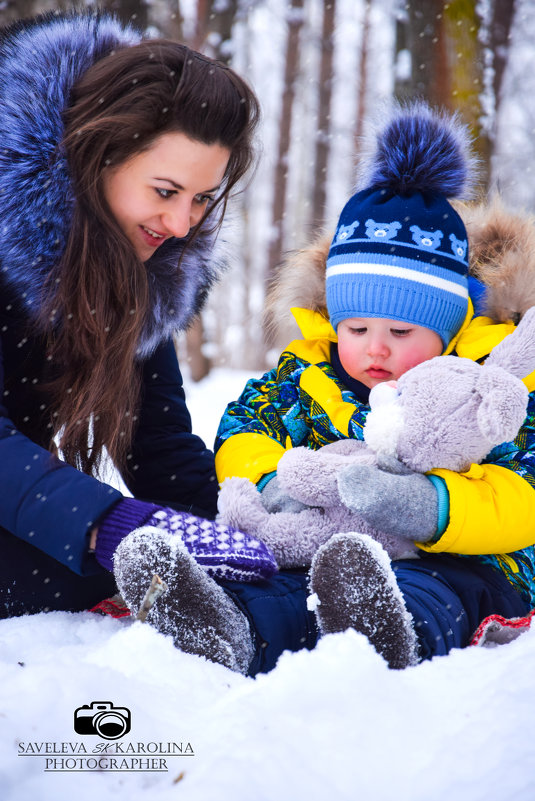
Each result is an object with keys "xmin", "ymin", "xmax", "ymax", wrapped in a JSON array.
[
  {"xmin": 95, "ymin": 498, "xmax": 277, "ymax": 582},
  {"xmin": 147, "ymin": 507, "xmax": 278, "ymax": 582}
]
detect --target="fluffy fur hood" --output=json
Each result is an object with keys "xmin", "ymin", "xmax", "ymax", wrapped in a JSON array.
[
  {"xmin": 265, "ymin": 198, "xmax": 535, "ymax": 348},
  {"xmin": 0, "ymin": 12, "xmax": 227, "ymax": 357},
  {"xmin": 458, "ymin": 198, "xmax": 535, "ymax": 324}
]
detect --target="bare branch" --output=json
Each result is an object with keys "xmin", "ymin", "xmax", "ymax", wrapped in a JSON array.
[{"xmin": 136, "ymin": 574, "xmax": 168, "ymax": 622}]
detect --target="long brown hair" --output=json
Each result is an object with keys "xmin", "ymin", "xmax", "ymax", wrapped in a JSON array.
[{"xmin": 40, "ymin": 40, "xmax": 259, "ymax": 475}]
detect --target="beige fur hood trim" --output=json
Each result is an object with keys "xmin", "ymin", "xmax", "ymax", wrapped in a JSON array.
[
  {"xmin": 457, "ymin": 198, "xmax": 535, "ymax": 324},
  {"xmin": 264, "ymin": 234, "xmax": 331, "ymax": 348}
]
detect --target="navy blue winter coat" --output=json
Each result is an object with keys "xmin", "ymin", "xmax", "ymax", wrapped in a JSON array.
[{"xmin": 0, "ymin": 13, "xmax": 222, "ymax": 586}]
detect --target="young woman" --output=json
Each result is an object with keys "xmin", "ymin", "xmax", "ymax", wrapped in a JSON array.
[{"xmin": 0, "ymin": 12, "xmax": 266, "ymax": 618}]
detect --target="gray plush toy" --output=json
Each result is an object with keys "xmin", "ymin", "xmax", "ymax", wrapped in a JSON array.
[{"xmin": 217, "ymin": 307, "xmax": 535, "ymax": 569}]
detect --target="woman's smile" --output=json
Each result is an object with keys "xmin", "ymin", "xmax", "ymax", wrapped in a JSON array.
[{"xmin": 139, "ymin": 224, "xmax": 167, "ymax": 247}]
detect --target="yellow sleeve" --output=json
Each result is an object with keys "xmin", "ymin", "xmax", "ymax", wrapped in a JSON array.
[
  {"xmin": 418, "ymin": 463, "xmax": 535, "ymax": 555},
  {"xmin": 215, "ymin": 432, "xmax": 288, "ymax": 485}
]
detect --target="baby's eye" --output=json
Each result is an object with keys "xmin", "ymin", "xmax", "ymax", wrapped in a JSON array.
[
  {"xmin": 155, "ymin": 187, "xmax": 176, "ymax": 200},
  {"xmin": 391, "ymin": 328, "xmax": 411, "ymax": 337},
  {"xmin": 349, "ymin": 327, "xmax": 367, "ymax": 335}
]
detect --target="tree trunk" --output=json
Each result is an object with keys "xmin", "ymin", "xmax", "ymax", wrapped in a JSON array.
[
  {"xmin": 393, "ymin": 0, "xmax": 516, "ymax": 191},
  {"xmin": 100, "ymin": 0, "xmax": 149, "ymax": 30},
  {"xmin": 185, "ymin": 0, "xmax": 239, "ymax": 380},
  {"xmin": 193, "ymin": 0, "xmax": 238, "ymax": 61},
  {"xmin": 476, "ymin": 0, "xmax": 516, "ymax": 186},
  {"xmin": 149, "ymin": 0, "xmax": 184, "ymax": 41},
  {"xmin": 354, "ymin": 0, "xmax": 372, "ymax": 152},
  {"xmin": 394, "ymin": 0, "xmax": 449, "ymax": 105},
  {"xmin": 184, "ymin": 317, "xmax": 211, "ymax": 383},
  {"xmin": 266, "ymin": 0, "xmax": 305, "ymax": 303},
  {"xmin": 311, "ymin": 0, "xmax": 336, "ymax": 232},
  {"xmin": 488, "ymin": 0, "xmax": 515, "ymax": 105}
]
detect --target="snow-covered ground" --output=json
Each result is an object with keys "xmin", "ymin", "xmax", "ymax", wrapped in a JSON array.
[{"xmin": 1, "ymin": 368, "xmax": 535, "ymax": 801}]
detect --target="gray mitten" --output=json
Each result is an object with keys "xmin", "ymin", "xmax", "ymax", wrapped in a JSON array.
[
  {"xmin": 337, "ymin": 464, "xmax": 439, "ymax": 542},
  {"xmin": 260, "ymin": 474, "xmax": 309, "ymax": 513}
]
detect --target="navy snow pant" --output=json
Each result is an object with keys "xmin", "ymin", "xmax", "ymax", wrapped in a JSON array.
[
  {"xmin": 219, "ymin": 571, "xmax": 319, "ymax": 676},
  {"xmin": 392, "ymin": 553, "xmax": 530, "ymax": 660}
]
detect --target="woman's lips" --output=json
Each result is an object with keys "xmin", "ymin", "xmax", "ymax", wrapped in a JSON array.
[{"xmin": 139, "ymin": 225, "xmax": 166, "ymax": 248}]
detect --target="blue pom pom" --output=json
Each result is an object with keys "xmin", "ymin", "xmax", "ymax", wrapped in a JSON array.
[{"xmin": 362, "ymin": 102, "xmax": 476, "ymax": 199}]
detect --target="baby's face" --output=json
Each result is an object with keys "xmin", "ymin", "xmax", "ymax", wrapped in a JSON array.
[{"xmin": 337, "ymin": 317, "xmax": 443, "ymax": 389}]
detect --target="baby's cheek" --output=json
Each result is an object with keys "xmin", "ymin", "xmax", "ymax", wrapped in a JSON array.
[
  {"xmin": 399, "ymin": 349, "xmax": 433, "ymax": 375},
  {"xmin": 338, "ymin": 342, "xmax": 363, "ymax": 377}
]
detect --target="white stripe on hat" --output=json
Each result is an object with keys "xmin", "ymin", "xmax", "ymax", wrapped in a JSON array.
[{"xmin": 326, "ymin": 262, "xmax": 469, "ymax": 299}]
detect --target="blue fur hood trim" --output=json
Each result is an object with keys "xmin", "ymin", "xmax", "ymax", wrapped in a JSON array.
[
  {"xmin": 0, "ymin": 12, "xmax": 226, "ymax": 357},
  {"xmin": 358, "ymin": 102, "xmax": 477, "ymax": 199}
]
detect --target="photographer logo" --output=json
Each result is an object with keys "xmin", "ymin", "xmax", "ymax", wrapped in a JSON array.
[
  {"xmin": 17, "ymin": 700, "xmax": 194, "ymax": 774},
  {"xmin": 74, "ymin": 701, "xmax": 131, "ymax": 740}
]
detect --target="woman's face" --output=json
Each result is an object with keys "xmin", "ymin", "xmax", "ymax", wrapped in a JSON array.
[{"xmin": 103, "ymin": 131, "xmax": 230, "ymax": 261}]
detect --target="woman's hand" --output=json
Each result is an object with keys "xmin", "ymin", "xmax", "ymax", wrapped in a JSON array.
[{"xmin": 89, "ymin": 527, "xmax": 98, "ymax": 550}]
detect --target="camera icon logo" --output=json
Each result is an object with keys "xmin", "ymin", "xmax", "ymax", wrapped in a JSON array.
[{"xmin": 74, "ymin": 701, "xmax": 131, "ymax": 740}]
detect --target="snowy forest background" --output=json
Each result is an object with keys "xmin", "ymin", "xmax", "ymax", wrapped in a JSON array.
[
  {"xmin": 2, "ymin": 0, "xmax": 532, "ymax": 378},
  {"xmin": 1, "ymin": 5, "xmax": 535, "ymax": 799}
]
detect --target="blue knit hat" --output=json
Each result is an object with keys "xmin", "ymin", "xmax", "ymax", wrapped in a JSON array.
[{"xmin": 326, "ymin": 104, "xmax": 475, "ymax": 347}]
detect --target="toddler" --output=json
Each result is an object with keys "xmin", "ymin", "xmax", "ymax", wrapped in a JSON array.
[{"xmin": 215, "ymin": 104, "xmax": 535, "ymax": 667}]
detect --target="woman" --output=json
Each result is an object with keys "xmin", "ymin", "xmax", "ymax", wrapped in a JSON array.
[
  {"xmin": 0, "ymin": 13, "xmax": 260, "ymax": 619},
  {"xmin": 0, "ymin": 10, "xmax": 321, "ymax": 676}
]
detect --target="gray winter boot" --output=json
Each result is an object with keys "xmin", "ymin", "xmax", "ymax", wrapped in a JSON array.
[
  {"xmin": 310, "ymin": 532, "xmax": 418, "ymax": 669},
  {"xmin": 114, "ymin": 526, "xmax": 254, "ymax": 674}
]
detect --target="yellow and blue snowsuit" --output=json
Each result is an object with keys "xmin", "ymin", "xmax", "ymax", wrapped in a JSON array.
[{"xmin": 216, "ymin": 306, "xmax": 535, "ymax": 624}]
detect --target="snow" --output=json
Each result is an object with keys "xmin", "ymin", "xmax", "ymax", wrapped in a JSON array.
[
  {"xmin": 2, "ymin": 610, "xmax": 535, "ymax": 800},
  {"xmin": 1, "ymin": 367, "xmax": 535, "ymax": 800}
]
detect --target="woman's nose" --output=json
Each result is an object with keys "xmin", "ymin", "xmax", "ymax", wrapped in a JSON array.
[{"xmin": 162, "ymin": 201, "xmax": 200, "ymax": 238}]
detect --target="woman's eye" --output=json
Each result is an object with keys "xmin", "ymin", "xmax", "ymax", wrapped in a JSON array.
[
  {"xmin": 155, "ymin": 188, "xmax": 175, "ymax": 199},
  {"xmin": 194, "ymin": 193, "xmax": 215, "ymax": 204}
]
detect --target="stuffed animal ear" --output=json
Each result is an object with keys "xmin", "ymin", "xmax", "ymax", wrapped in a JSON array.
[
  {"xmin": 476, "ymin": 368, "xmax": 529, "ymax": 444},
  {"xmin": 485, "ymin": 305, "xmax": 535, "ymax": 379}
]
